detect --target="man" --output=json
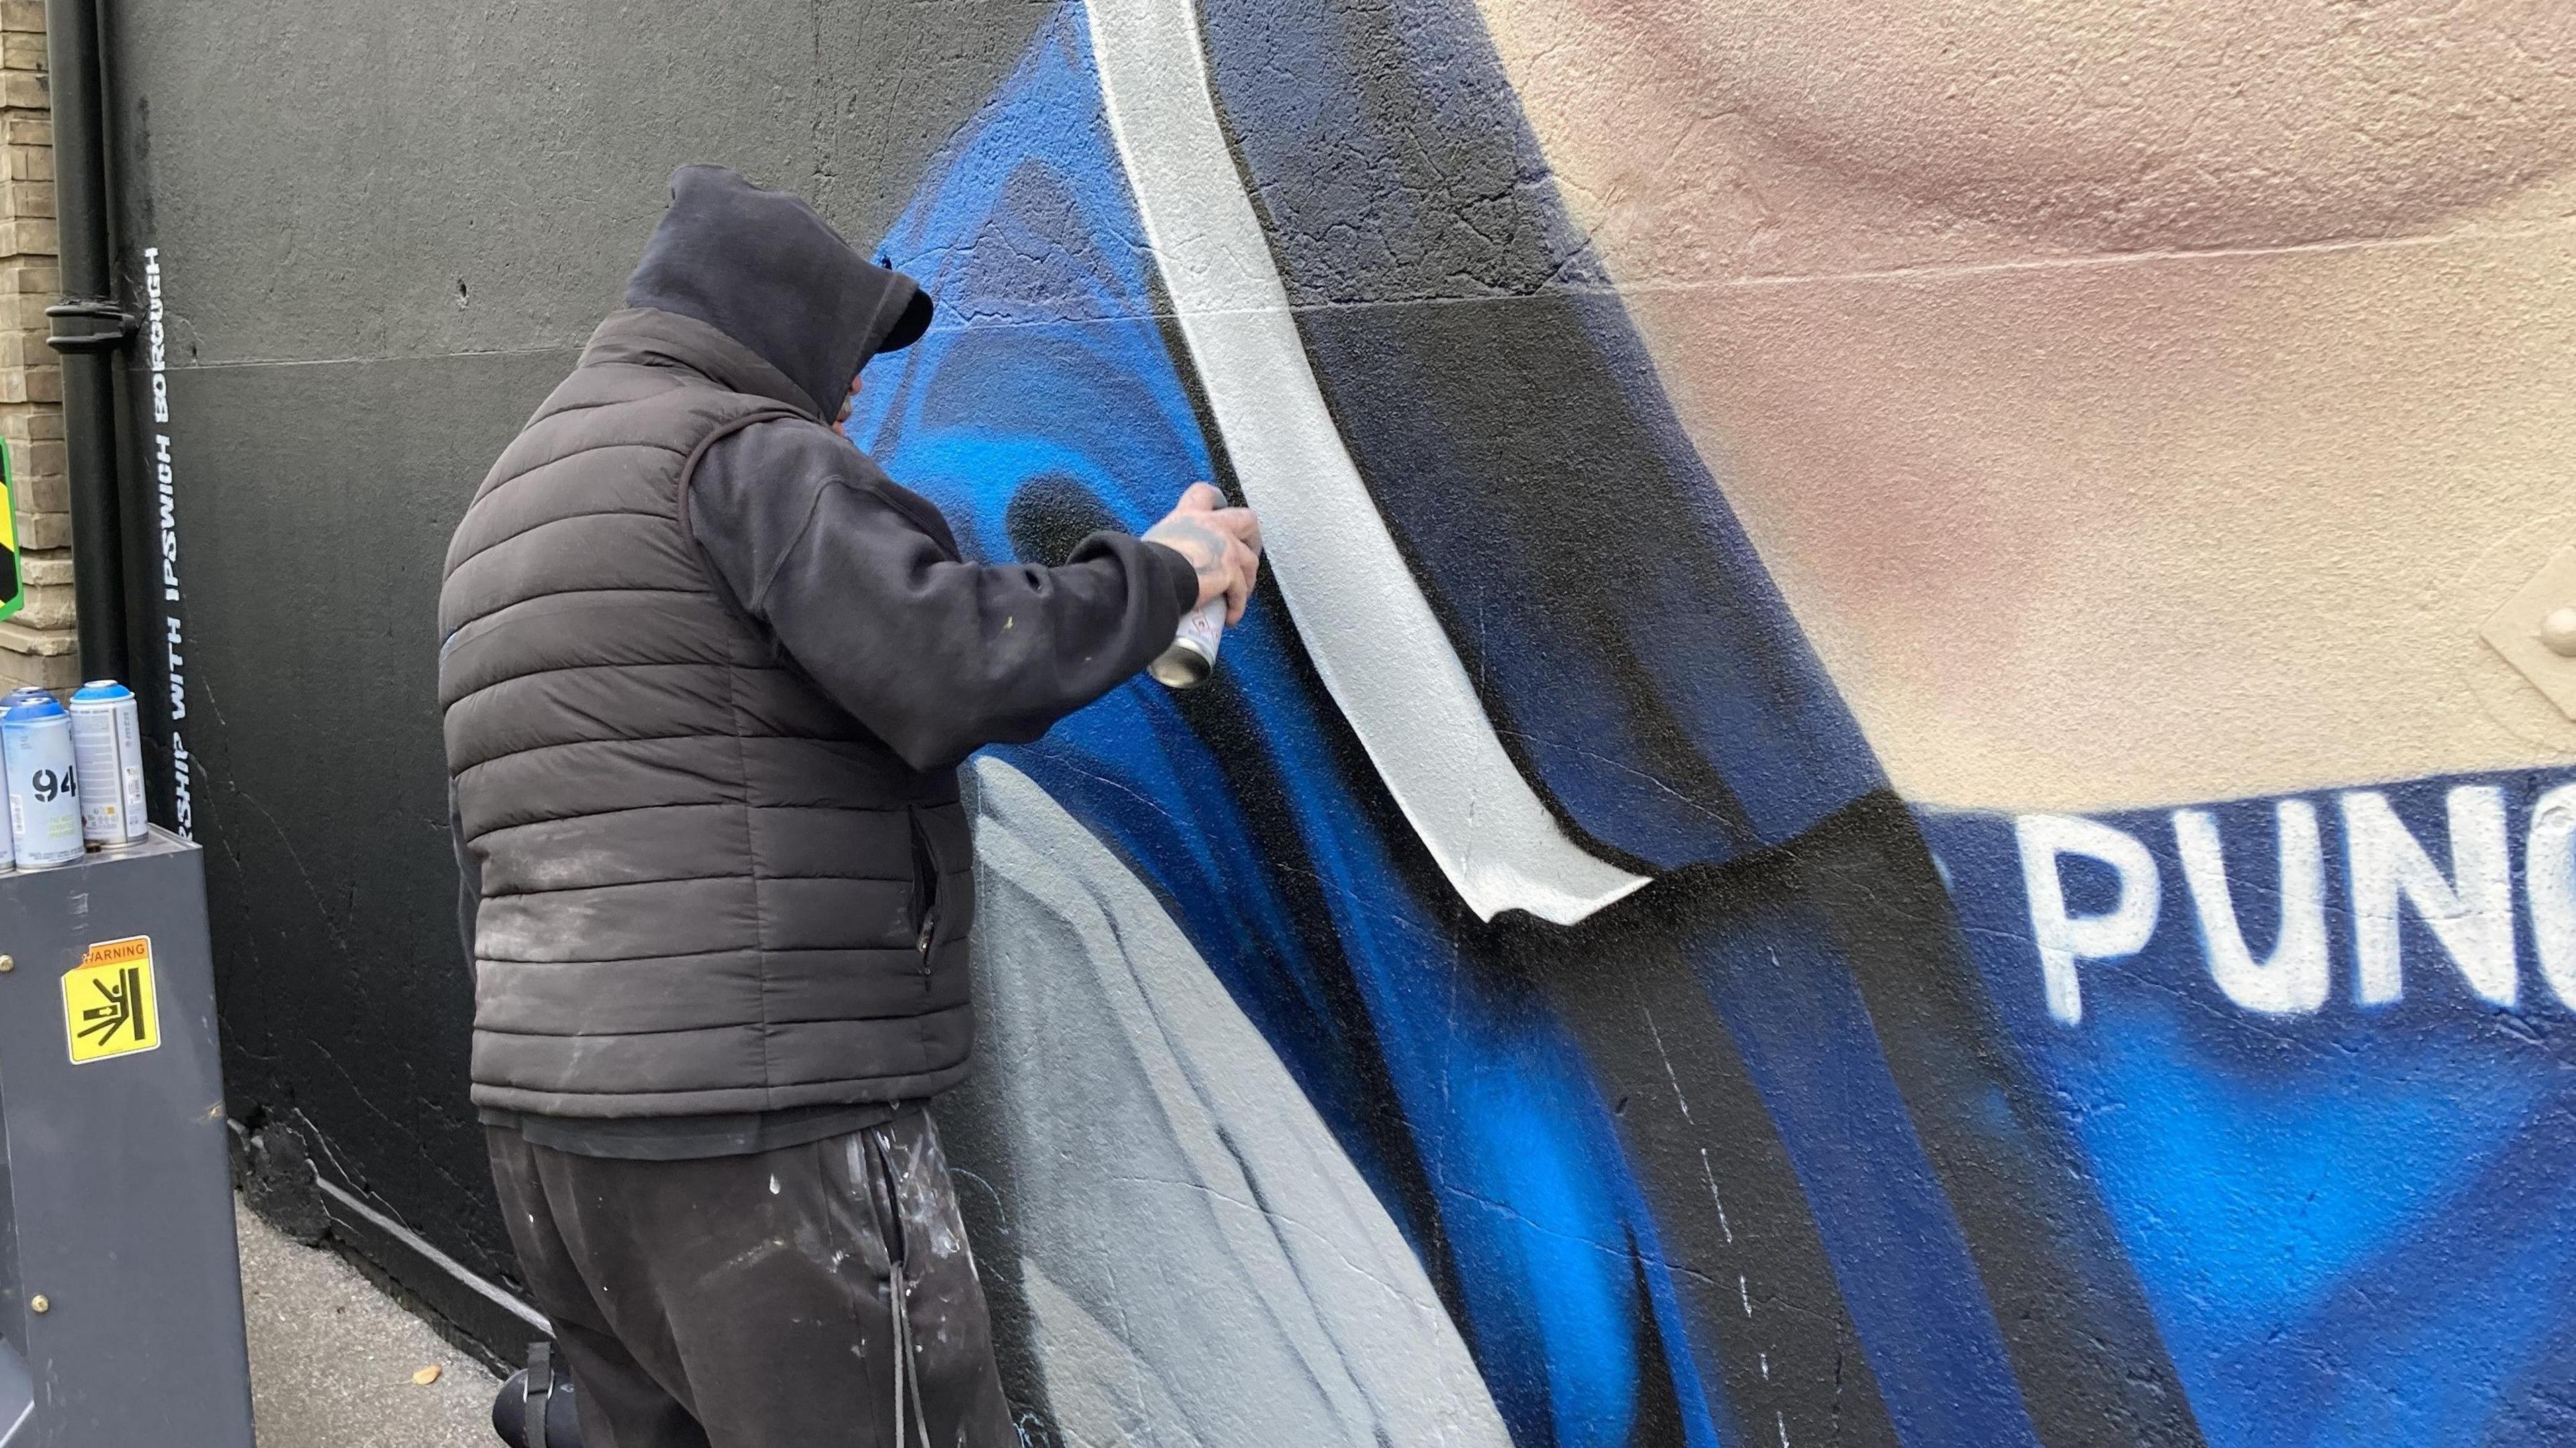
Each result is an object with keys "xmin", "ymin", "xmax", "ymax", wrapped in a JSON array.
[{"xmin": 437, "ymin": 164, "xmax": 1261, "ymax": 1448}]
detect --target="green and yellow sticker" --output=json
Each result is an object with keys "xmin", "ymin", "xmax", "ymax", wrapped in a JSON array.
[{"xmin": 0, "ymin": 437, "xmax": 23, "ymax": 623}]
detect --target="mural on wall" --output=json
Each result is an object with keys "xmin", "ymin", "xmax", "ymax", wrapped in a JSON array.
[{"xmin": 847, "ymin": 1, "xmax": 2576, "ymax": 1445}]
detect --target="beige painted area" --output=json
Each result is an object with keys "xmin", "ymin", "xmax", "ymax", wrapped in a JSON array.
[{"xmin": 1474, "ymin": 0, "xmax": 2576, "ymax": 813}]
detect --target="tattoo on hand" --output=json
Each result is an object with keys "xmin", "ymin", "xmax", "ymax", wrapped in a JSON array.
[{"xmin": 1149, "ymin": 518, "xmax": 1228, "ymax": 576}]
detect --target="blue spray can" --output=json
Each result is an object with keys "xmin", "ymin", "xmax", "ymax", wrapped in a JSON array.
[
  {"xmin": 4, "ymin": 691, "xmax": 83, "ymax": 869},
  {"xmin": 0, "ymin": 688, "xmax": 40, "ymax": 870},
  {"xmin": 70, "ymin": 681, "xmax": 146, "ymax": 848}
]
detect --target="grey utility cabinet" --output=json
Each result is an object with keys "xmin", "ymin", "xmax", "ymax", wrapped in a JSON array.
[{"xmin": 0, "ymin": 830, "xmax": 254, "ymax": 1447}]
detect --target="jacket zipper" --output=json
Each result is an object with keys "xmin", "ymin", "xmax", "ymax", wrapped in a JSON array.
[{"xmin": 909, "ymin": 807, "xmax": 940, "ymax": 977}]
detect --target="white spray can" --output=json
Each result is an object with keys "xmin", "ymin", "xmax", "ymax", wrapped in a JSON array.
[
  {"xmin": 70, "ymin": 679, "xmax": 148, "ymax": 848},
  {"xmin": 1149, "ymin": 599, "xmax": 1225, "ymax": 690}
]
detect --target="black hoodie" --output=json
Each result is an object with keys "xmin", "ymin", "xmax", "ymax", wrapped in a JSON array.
[
  {"xmin": 625, "ymin": 164, "xmax": 933, "ymax": 417},
  {"xmin": 649, "ymin": 167, "xmax": 1200, "ymax": 772},
  {"xmin": 459, "ymin": 168, "xmax": 1198, "ymax": 1155}
]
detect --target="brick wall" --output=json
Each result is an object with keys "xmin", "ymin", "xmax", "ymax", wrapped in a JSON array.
[{"xmin": 0, "ymin": 0, "xmax": 72, "ymax": 691}]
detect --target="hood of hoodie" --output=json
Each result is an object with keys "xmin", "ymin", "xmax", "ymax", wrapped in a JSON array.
[{"xmin": 622, "ymin": 165, "xmax": 933, "ymax": 419}]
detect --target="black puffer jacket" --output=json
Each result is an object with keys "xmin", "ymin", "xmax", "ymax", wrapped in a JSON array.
[{"xmin": 439, "ymin": 167, "xmax": 1196, "ymax": 1117}]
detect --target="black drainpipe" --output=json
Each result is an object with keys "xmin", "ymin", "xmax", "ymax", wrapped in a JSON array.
[{"xmin": 41, "ymin": 0, "xmax": 131, "ymax": 685}]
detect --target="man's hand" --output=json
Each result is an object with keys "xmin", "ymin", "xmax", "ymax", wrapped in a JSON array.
[{"xmin": 1144, "ymin": 482, "xmax": 1264, "ymax": 625}]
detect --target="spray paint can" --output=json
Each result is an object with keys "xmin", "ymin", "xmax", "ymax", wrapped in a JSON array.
[
  {"xmin": 70, "ymin": 680, "xmax": 147, "ymax": 848},
  {"xmin": 0, "ymin": 685, "xmax": 34, "ymax": 860},
  {"xmin": 3, "ymin": 691, "xmax": 82, "ymax": 869},
  {"xmin": 0, "ymin": 689, "xmax": 40, "ymax": 871},
  {"xmin": 1149, "ymin": 599, "xmax": 1226, "ymax": 690}
]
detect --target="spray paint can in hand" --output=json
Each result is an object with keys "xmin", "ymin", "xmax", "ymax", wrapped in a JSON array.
[
  {"xmin": 70, "ymin": 680, "xmax": 147, "ymax": 848},
  {"xmin": 1149, "ymin": 598, "xmax": 1226, "ymax": 690},
  {"xmin": 4, "ymin": 691, "xmax": 83, "ymax": 869}
]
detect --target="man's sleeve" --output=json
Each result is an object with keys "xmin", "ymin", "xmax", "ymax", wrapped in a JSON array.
[{"xmin": 690, "ymin": 422, "xmax": 1201, "ymax": 771}]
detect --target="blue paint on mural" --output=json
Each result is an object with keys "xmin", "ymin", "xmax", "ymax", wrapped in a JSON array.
[
  {"xmin": 1922, "ymin": 769, "xmax": 2576, "ymax": 1447},
  {"xmin": 843, "ymin": 3, "xmax": 2576, "ymax": 1445},
  {"xmin": 853, "ymin": 17, "xmax": 1721, "ymax": 1445}
]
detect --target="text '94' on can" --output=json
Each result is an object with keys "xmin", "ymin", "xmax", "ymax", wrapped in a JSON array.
[
  {"xmin": 4, "ymin": 691, "xmax": 83, "ymax": 869},
  {"xmin": 70, "ymin": 680, "xmax": 147, "ymax": 848}
]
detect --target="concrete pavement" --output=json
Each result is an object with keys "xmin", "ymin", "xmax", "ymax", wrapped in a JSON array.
[{"xmin": 237, "ymin": 1200, "xmax": 501, "ymax": 1448}]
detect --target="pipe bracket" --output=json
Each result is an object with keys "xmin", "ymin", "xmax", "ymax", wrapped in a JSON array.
[{"xmin": 44, "ymin": 298, "xmax": 136, "ymax": 354}]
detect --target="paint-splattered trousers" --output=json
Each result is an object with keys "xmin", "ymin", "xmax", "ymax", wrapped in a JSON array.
[{"xmin": 486, "ymin": 1107, "xmax": 1018, "ymax": 1448}]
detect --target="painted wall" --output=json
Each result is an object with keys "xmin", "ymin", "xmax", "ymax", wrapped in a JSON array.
[
  {"xmin": 855, "ymin": 3, "xmax": 2576, "ymax": 1444},
  {"xmin": 117, "ymin": 0, "xmax": 2576, "ymax": 1443}
]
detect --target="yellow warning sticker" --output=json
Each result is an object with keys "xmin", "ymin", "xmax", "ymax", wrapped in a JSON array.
[{"xmin": 62, "ymin": 935, "xmax": 158, "ymax": 1064}]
